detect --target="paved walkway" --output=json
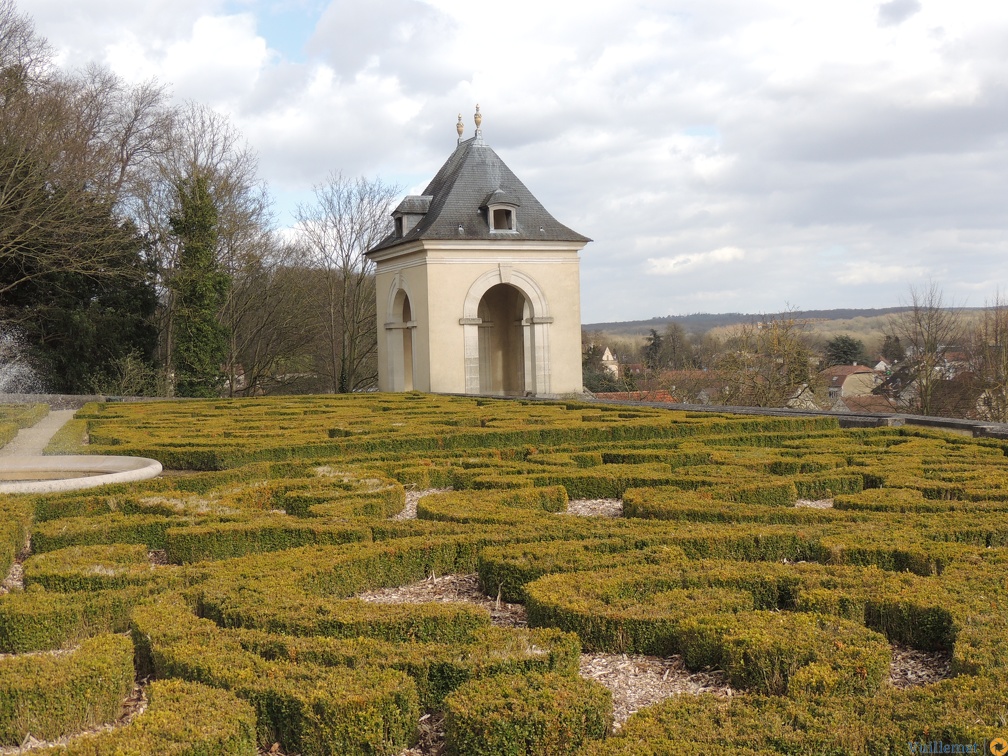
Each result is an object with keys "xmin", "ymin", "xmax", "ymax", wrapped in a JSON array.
[{"xmin": 0, "ymin": 409, "xmax": 76, "ymax": 458}]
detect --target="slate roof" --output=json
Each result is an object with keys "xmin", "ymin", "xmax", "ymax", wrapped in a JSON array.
[
  {"xmin": 369, "ymin": 136, "xmax": 590, "ymax": 255},
  {"xmin": 394, "ymin": 195, "xmax": 432, "ymax": 214}
]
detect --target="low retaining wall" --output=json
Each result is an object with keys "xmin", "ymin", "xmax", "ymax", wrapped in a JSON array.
[{"xmin": 579, "ymin": 396, "xmax": 1008, "ymax": 440}]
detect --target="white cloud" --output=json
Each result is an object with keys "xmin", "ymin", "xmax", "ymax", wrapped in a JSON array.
[
  {"xmin": 648, "ymin": 247, "xmax": 746, "ymax": 275},
  {"xmin": 18, "ymin": 0, "xmax": 1008, "ymax": 321},
  {"xmin": 836, "ymin": 261, "xmax": 929, "ymax": 285}
]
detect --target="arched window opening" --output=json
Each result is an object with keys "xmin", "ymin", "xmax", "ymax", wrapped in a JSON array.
[{"xmin": 401, "ymin": 294, "xmax": 414, "ymax": 391}]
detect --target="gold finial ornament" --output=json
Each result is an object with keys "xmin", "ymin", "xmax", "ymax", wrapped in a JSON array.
[
  {"xmin": 474, "ymin": 104, "xmax": 482, "ymax": 135},
  {"xmin": 456, "ymin": 113, "xmax": 464, "ymax": 143}
]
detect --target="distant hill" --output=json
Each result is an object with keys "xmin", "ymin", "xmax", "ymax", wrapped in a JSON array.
[{"xmin": 585, "ymin": 308, "xmax": 924, "ymax": 337}]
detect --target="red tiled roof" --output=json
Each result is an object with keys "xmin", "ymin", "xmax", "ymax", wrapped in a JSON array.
[
  {"xmin": 818, "ymin": 364, "xmax": 876, "ymax": 379},
  {"xmin": 595, "ymin": 390, "xmax": 678, "ymax": 403}
]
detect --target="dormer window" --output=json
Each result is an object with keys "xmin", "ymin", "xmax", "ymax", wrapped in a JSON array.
[
  {"xmin": 482, "ymin": 189, "xmax": 520, "ymax": 233},
  {"xmin": 492, "ymin": 207, "xmax": 514, "ymax": 231},
  {"xmin": 391, "ymin": 195, "xmax": 432, "ymax": 238}
]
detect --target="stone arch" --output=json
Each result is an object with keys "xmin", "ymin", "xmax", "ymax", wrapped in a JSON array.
[
  {"xmin": 385, "ymin": 275, "xmax": 417, "ymax": 392},
  {"xmin": 461, "ymin": 267, "xmax": 553, "ymax": 396}
]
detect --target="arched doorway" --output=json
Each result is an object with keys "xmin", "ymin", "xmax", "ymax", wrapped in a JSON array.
[
  {"xmin": 462, "ymin": 268, "xmax": 553, "ymax": 397},
  {"xmin": 477, "ymin": 283, "xmax": 529, "ymax": 395}
]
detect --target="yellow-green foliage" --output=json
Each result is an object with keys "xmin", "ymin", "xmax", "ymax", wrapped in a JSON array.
[
  {"xmin": 444, "ymin": 672, "xmax": 611, "ymax": 756},
  {"xmin": 0, "ymin": 401, "xmax": 43, "ymax": 451},
  {"xmin": 0, "ymin": 496, "xmax": 31, "ymax": 579},
  {"xmin": 0, "ymin": 584, "xmax": 161, "ymax": 653},
  {"xmin": 0, "ymin": 633, "xmax": 134, "ymax": 745},
  {"xmin": 3, "ymin": 394, "xmax": 1008, "ymax": 754},
  {"xmin": 0, "ymin": 403, "xmax": 48, "ymax": 429},
  {"xmin": 39, "ymin": 679, "xmax": 257, "ymax": 755},
  {"xmin": 131, "ymin": 595, "xmax": 420, "ymax": 755},
  {"xmin": 0, "ymin": 422, "xmax": 16, "ymax": 449}
]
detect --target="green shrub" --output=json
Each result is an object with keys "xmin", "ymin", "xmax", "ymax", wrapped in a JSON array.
[
  {"xmin": 41, "ymin": 679, "xmax": 258, "ymax": 755},
  {"xmin": 0, "ymin": 585, "xmax": 158, "ymax": 653},
  {"xmin": 0, "ymin": 633, "xmax": 134, "ymax": 745},
  {"xmin": 132, "ymin": 596, "xmax": 419, "ymax": 755},
  {"xmin": 478, "ymin": 540, "xmax": 681, "ymax": 603},
  {"xmin": 13, "ymin": 395, "xmax": 1008, "ymax": 754},
  {"xmin": 235, "ymin": 624, "xmax": 581, "ymax": 709},
  {"xmin": 794, "ymin": 472, "xmax": 864, "ymax": 499},
  {"xmin": 0, "ymin": 497, "xmax": 31, "ymax": 580},
  {"xmin": 23, "ymin": 544, "xmax": 162, "ymax": 592},
  {"xmin": 444, "ymin": 672, "xmax": 611, "ymax": 756},
  {"xmin": 164, "ymin": 519, "xmax": 371, "ymax": 563},
  {"xmin": 32, "ymin": 513, "xmax": 179, "ymax": 552}
]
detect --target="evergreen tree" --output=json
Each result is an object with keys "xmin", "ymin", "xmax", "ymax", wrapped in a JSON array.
[
  {"xmin": 881, "ymin": 335, "xmax": 905, "ymax": 363},
  {"xmin": 661, "ymin": 322, "xmax": 694, "ymax": 369},
  {"xmin": 643, "ymin": 329, "xmax": 663, "ymax": 369},
  {"xmin": 169, "ymin": 174, "xmax": 229, "ymax": 397},
  {"xmin": 824, "ymin": 335, "xmax": 868, "ymax": 366}
]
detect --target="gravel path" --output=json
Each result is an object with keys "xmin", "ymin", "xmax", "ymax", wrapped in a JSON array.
[{"xmin": 0, "ymin": 409, "xmax": 76, "ymax": 457}]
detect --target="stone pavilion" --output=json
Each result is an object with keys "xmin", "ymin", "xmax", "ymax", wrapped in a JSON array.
[{"xmin": 367, "ymin": 107, "xmax": 590, "ymax": 396}]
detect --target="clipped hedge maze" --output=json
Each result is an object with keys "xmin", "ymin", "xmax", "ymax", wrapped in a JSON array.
[{"xmin": 2, "ymin": 394, "xmax": 1008, "ymax": 753}]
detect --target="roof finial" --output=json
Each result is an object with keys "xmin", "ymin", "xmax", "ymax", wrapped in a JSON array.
[
  {"xmin": 456, "ymin": 113, "xmax": 464, "ymax": 144},
  {"xmin": 474, "ymin": 104, "xmax": 482, "ymax": 140}
]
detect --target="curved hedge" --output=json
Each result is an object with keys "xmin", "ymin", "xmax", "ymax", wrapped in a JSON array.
[
  {"xmin": 0, "ymin": 633, "xmax": 134, "ymax": 745},
  {"xmin": 4, "ymin": 394, "xmax": 1008, "ymax": 754},
  {"xmin": 40, "ymin": 679, "xmax": 257, "ymax": 755},
  {"xmin": 444, "ymin": 672, "xmax": 611, "ymax": 756}
]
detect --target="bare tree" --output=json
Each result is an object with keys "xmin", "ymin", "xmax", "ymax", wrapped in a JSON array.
[
  {"xmin": 296, "ymin": 173, "xmax": 399, "ymax": 393},
  {"xmin": 0, "ymin": 0, "xmax": 48, "ymax": 86},
  {"xmin": 968, "ymin": 291, "xmax": 1008, "ymax": 422},
  {"xmin": 715, "ymin": 312, "xmax": 815, "ymax": 407},
  {"xmin": 68, "ymin": 65, "xmax": 172, "ymax": 206},
  {"xmin": 132, "ymin": 101, "xmax": 270, "ymax": 394},
  {"xmin": 0, "ymin": 69, "xmax": 131, "ymax": 296},
  {"xmin": 230, "ymin": 238, "xmax": 319, "ymax": 395},
  {"xmin": 888, "ymin": 282, "xmax": 963, "ymax": 416},
  {"xmin": 0, "ymin": 4, "xmax": 172, "ymax": 300}
]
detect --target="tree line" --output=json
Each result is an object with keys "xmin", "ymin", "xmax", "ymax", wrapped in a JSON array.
[
  {"xmin": 585, "ymin": 282, "xmax": 1008, "ymax": 423},
  {"xmin": 0, "ymin": 1, "xmax": 396, "ymax": 397}
]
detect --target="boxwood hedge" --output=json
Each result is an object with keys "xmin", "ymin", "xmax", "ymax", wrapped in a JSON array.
[{"xmin": 0, "ymin": 393, "xmax": 1000, "ymax": 753}]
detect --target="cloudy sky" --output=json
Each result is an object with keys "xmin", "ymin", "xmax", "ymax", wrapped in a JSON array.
[{"xmin": 19, "ymin": 0, "xmax": 1008, "ymax": 323}]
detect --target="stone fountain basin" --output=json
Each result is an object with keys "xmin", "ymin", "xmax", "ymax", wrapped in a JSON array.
[{"xmin": 0, "ymin": 455, "xmax": 162, "ymax": 494}]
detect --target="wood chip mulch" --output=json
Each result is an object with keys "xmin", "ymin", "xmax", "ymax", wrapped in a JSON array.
[
  {"xmin": 564, "ymin": 498, "xmax": 623, "ymax": 517},
  {"xmin": 795, "ymin": 498, "xmax": 834, "ymax": 508},
  {"xmin": 397, "ymin": 711, "xmax": 446, "ymax": 756},
  {"xmin": 147, "ymin": 549, "xmax": 168, "ymax": 566},
  {"xmin": 358, "ymin": 573, "xmax": 527, "ymax": 628},
  {"xmin": 889, "ymin": 642, "xmax": 953, "ymax": 688},
  {"xmin": 258, "ymin": 742, "xmax": 298, "ymax": 756},
  {"xmin": 580, "ymin": 652, "xmax": 732, "ymax": 729},
  {"xmin": 391, "ymin": 488, "xmax": 451, "ymax": 521},
  {"xmin": 0, "ymin": 536, "xmax": 30, "ymax": 595}
]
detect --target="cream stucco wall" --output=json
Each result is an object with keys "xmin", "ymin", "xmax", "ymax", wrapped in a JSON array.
[
  {"xmin": 840, "ymin": 371, "xmax": 879, "ymax": 398},
  {"xmin": 372, "ymin": 240, "xmax": 584, "ymax": 397}
]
